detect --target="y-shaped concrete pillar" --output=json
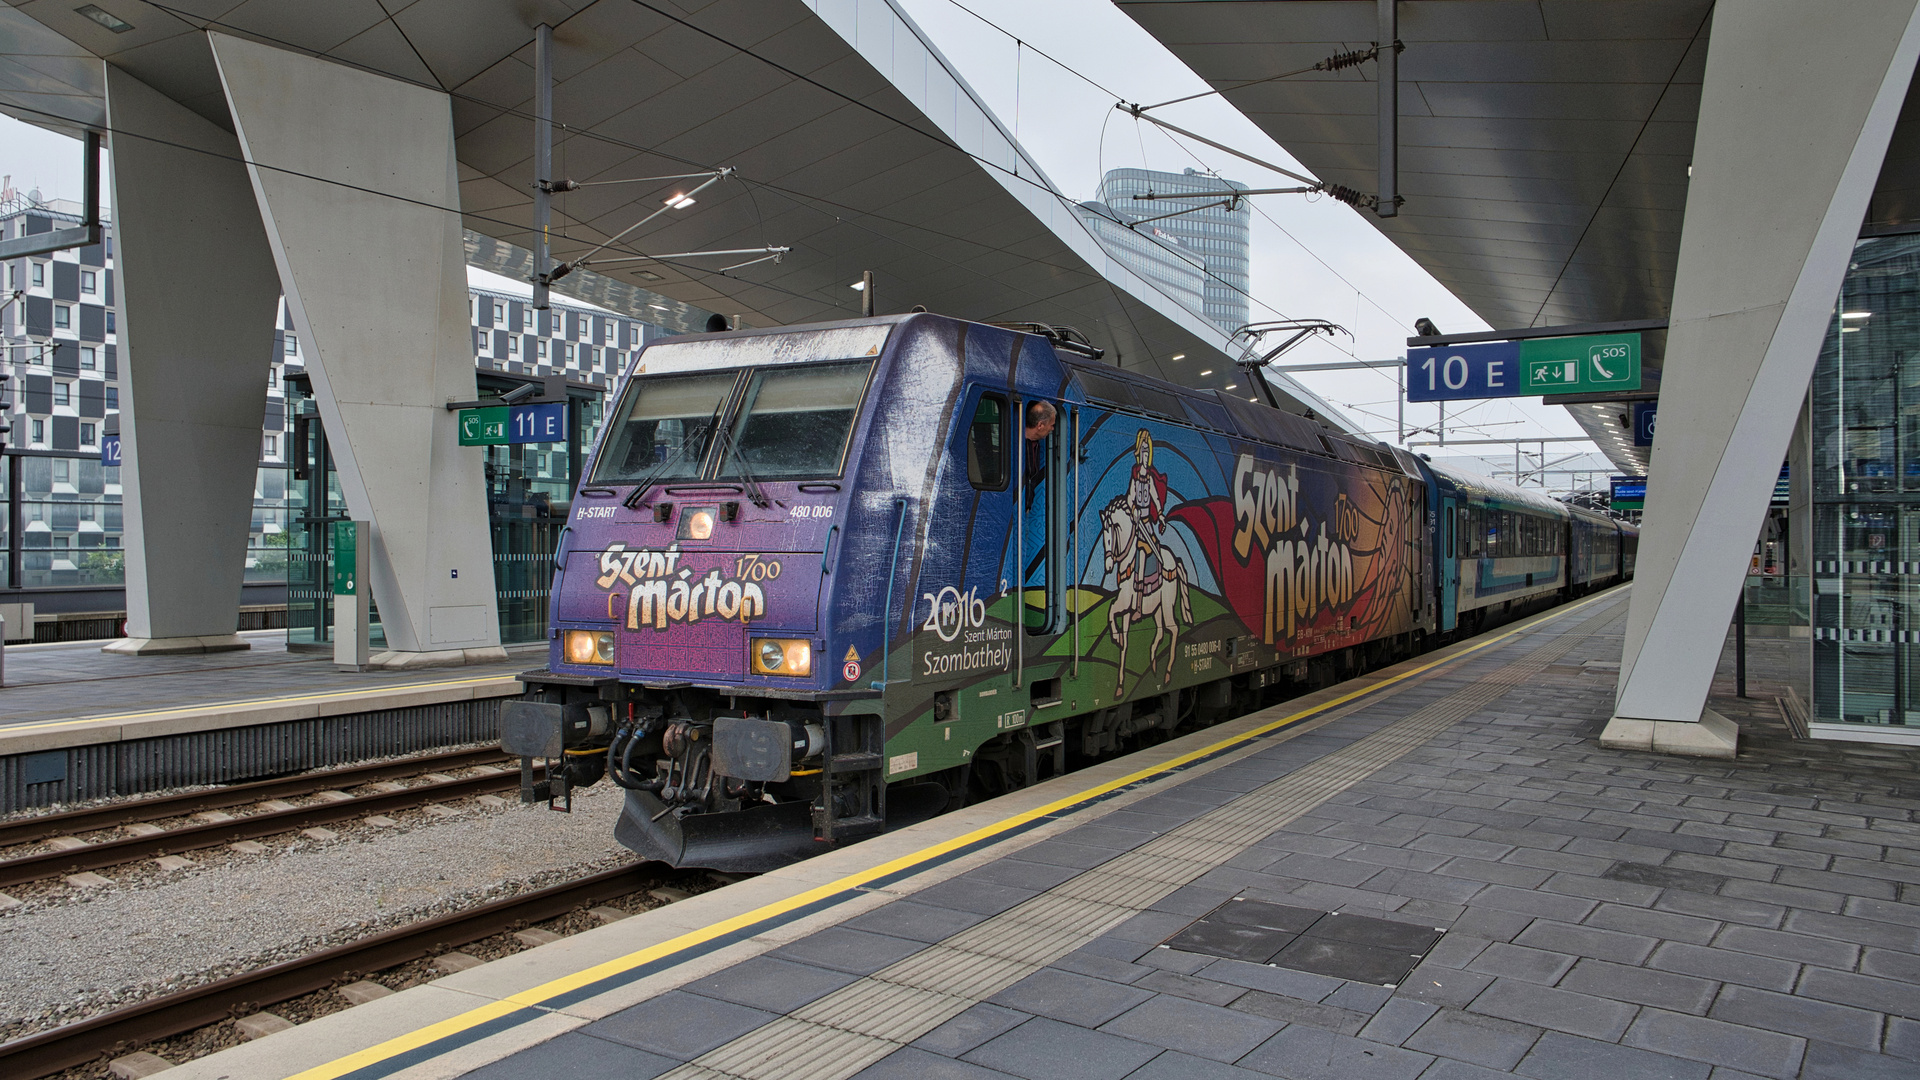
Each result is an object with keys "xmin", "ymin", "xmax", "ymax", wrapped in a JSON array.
[
  {"xmin": 209, "ymin": 32, "xmax": 504, "ymax": 666},
  {"xmin": 1604, "ymin": 0, "xmax": 1920, "ymax": 756},
  {"xmin": 103, "ymin": 65, "xmax": 280, "ymax": 655}
]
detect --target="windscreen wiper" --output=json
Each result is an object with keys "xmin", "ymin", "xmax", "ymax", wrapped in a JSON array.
[
  {"xmin": 622, "ymin": 404, "xmax": 723, "ymax": 509},
  {"xmin": 710, "ymin": 416, "xmax": 771, "ymax": 507}
]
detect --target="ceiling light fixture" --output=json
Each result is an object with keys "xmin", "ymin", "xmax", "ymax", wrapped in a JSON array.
[
  {"xmin": 1171, "ymin": 353, "xmax": 1186, "ymax": 360},
  {"xmin": 850, "ymin": 280, "xmax": 867, "ymax": 291},
  {"xmin": 664, "ymin": 194, "xmax": 696, "ymax": 209},
  {"xmin": 1199, "ymin": 369, "xmax": 1214, "ymax": 376},
  {"xmin": 1224, "ymin": 383, "xmax": 1238, "ymax": 390},
  {"xmin": 1842, "ymin": 311, "xmax": 1872, "ymax": 319},
  {"xmin": 75, "ymin": 4, "xmax": 132, "ymax": 31}
]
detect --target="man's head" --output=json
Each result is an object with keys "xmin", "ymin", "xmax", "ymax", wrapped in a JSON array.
[{"xmin": 1025, "ymin": 400, "xmax": 1057, "ymax": 440}]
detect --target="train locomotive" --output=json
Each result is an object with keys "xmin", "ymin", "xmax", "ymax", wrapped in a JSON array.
[{"xmin": 503, "ymin": 313, "xmax": 1637, "ymax": 871}]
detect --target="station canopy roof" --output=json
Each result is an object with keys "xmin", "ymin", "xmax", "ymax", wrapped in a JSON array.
[
  {"xmin": 1120, "ymin": 0, "xmax": 1920, "ymax": 474},
  {"xmin": 0, "ymin": 0, "xmax": 1357, "ymax": 426}
]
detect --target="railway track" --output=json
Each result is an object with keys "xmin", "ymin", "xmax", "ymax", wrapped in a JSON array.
[
  {"xmin": 0, "ymin": 748, "xmax": 532, "ymax": 891},
  {"xmin": 0, "ymin": 862, "xmax": 666, "ymax": 1080}
]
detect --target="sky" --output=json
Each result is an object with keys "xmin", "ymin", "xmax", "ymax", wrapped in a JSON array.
[{"xmin": 0, "ymin": 0, "xmax": 1589, "ymax": 459}]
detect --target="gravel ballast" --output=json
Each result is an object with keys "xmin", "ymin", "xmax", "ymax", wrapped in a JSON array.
[{"xmin": 0, "ymin": 783, "xmax": 634, "ymax": 1042}]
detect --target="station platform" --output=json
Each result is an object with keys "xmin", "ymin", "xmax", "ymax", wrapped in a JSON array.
[
  {"xmin": 165, "ymin": 587, "xmax": 1920, "ymax": 1080},
  {"xmin": 0, "ymin": 633, "xmax": 529, "ymax": 809}
]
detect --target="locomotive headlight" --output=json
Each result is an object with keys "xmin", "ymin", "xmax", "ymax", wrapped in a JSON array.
[
  {"xmin": 678, "ymin": 506, "xmax": 717, "ymax": 540},
  {"xmin": 563, "ymin": 629, "xmax": 616, "ymax": 665},
  {"xmin": 752, "ymin": 637, "xmax": 812, "ymax": 677}
]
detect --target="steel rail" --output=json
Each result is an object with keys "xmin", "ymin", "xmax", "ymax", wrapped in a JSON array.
[
  {"xmin": 0, "ymin": 768, "xmax": 537, "ymax": 890},
  {"xmin": 0, "ymin": 863, "xmax": 664, "ymax": 1080},
  {"xmin": 0, "ymin": 748, "xmax": 513, "ymax": 850}
]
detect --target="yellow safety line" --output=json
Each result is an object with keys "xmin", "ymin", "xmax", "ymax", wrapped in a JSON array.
[
  {"xmin": 1, "ymin": 675, "xmax": 524, "ymax": 736},
  {"xmin": 291, "ymin": 586, "xmax": 1627, "ymax": 1080}
]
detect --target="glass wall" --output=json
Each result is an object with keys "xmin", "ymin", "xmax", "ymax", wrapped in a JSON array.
[
  {"xmin": 484, "ymin": 392, "xmax": 605, "ymax": 643},
  {"xmin": 1810, "ymin": 231, "xmax": 1920, "ymax": 727},
  {"xmin": 282, "ymin": 380, "xmax": 605, "ymax": 647},
  {"xmin": 17, "ymin": 453, "xmax": 121, "ymax": 587},
  {"xmin": 2, "ymin": 452, "xmax": 278, "ymax": 595},
  {"xmin": 283, "ymin": 396, "xmax": 364, "ymax": 648},
  {"xmin": 250, "ymin": 464, "xmax": 293, "ymax": 584}
]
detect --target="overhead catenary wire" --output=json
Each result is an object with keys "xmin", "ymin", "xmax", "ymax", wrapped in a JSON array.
[
  {"xmin": 140, "ymin": 0, "xmax": 1291, "ymax": 341},
  {"xmin": 0, "ymin": 100, "xmax": 838, "ymax": 318},
  {"xmin": 608, "ymin": 0, "xmax": 1287, "ymax": 334},
  {"xmin": 131, "ymin": 0, "xmax": 1341, "ymax": 355},
  {"xmin": 920, "ymin": 0, "xmax": 1328, "ymax": 332},
  {"xmin": 1132, "ymin": 43, "xmax": 1395, "ymax": 113},
  {"xmin": 902, "ymin": 0, "xmax": 1435, "ymax": 376},
  {"xmin": 71, "ymin": 0, "xmax": 1384, "ymax": 377}
]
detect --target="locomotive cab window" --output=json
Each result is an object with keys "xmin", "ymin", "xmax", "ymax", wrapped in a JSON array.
[
  {"xmin": 719, "ymin": 359, "xmax": 873, "ymax": 480},
  {"xmin": 968, "ymin": 393, "xmax": 1009, "ymax": 490},
  {"xmin": 590, "ymin": 370, "xmax": 738, "ymax": 484}
]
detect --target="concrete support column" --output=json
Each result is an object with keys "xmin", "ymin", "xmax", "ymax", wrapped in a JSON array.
[
  {"xmin": 102, "ymin": 65, "xmax": 280, "ymax": 655},
  {"xmin": 1604, "ymin": 0, "xmax": 1920, "ymax": 757},
  {"xmin": 209, "ymin": 32, "xmax": 504, "ymax": 666}
]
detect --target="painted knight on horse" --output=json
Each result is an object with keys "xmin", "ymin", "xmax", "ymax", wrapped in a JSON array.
[{"xmin": 1102, "ymin": 431, "xmax": 1191, "ymax": 696}]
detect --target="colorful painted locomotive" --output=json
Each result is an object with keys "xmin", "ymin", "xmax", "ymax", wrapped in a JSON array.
[{"xmin": 503, "ymin": 314, "xmax": 1636, "ymax": 870}]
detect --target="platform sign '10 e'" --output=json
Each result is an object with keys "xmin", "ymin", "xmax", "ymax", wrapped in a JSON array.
[
  {"xmin": 1407, "ymin": 333, "xmax": 1642, "ymax": 402},
  {"xmin": 1408, "ymin": 342, "xmax": 1521, "ymax": 402}
]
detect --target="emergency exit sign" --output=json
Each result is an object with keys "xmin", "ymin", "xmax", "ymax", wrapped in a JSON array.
[
  {"xmin": 1408, "ymin": 332, "xmax": 1642, "ymax": 402},
  {"xmin": 1522, "ymin": 333, "xmax": 1641, "ymax": 394}
]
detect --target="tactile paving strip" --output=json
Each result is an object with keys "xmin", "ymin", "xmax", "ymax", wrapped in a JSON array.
[{"xmin": 655, "ymin": 601, "xmax": 1627, "ymax": 1079}]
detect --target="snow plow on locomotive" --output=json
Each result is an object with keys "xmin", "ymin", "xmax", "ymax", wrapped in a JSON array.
[{"xmin": 503, "ymin": 313, "xmax": 1635, "ymax": 871}]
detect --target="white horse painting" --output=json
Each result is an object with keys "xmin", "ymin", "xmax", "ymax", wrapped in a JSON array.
[{"xmin": 1101, "ymin": 497, "xmax": 1193, "ymax": 697}]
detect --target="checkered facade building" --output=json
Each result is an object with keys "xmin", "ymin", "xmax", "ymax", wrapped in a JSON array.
[{"xmin": 0, "ymin": 200, "xmax": 115, "ymax": 457}]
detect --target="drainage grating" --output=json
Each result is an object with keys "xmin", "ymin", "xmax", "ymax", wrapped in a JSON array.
[{"xmin": 1162, "ymin": 898, "xmax": 1445, "ymax": 986}]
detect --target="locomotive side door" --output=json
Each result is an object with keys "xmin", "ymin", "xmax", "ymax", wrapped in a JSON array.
[
  {"xmin": 1440, "ymin": 495, "xmax": 1460, "ymax": 631},
  {"xmin": 1017, "ymin": 399, "xmax": 1069, "ymax": 655}
]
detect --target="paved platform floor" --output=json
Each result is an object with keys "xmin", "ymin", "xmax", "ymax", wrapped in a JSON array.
[
  {"xmin": 186, "ymin": 590, "xmax": 1920, "ymax": 1080},
  {"xmin": 0, "ymin": 632, "xmax": 533, "ymax": 729}
]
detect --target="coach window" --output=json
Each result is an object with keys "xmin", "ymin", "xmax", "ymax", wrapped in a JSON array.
[{"xmin": 967, "ymin": 393, "xmax": 1009, "ymax": 490}]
